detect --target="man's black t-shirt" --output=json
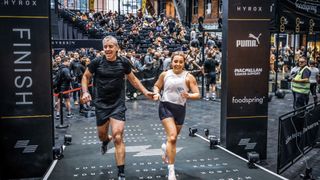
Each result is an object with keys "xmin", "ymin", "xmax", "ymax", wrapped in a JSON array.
[{"xmin": 88, "ymin": 55, "xmax": 131, "ymax": 110}]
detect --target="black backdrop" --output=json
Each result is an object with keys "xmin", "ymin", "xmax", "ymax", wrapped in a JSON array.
[
  {"xmin": 0, "ymin": 0, "xmax": 53, "ymax": 179},
  {"xmin": 221, "ymin": 0, "xmax": 273, "ymax": 160},
  {"xmin": 277, "ymin": 0, "xmax": 320, "ymax": 33}
]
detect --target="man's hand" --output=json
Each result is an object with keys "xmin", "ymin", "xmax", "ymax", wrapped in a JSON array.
[
  {"xmin": 81, "ymin": 92, "xmax": 92, "ymax": 104},
  {"xmin": 144, "ymin": 91, "xmax": 157, "ymax": 100}
]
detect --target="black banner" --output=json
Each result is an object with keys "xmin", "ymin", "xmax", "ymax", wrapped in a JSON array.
[
  {"xmin": 227, "ymin": 21, "xmax": 270, "ymax": 117},
  {"xmin": 51, "ymin": 39, "xmax": 102, "ymax": 51},
  {"xmin": 221, "ymin": 0, "xmax": 273, "ymax": 159},
  {"xmin": 278, "ymin": 104, "xmax": 320, "ymax": 173},
  {"xmin": 279, "ymin": 0, "xmax": 320, "ymax": 19},
  {"xmin": 0, "ymin": 0, "xmax": 53, "ymax": 179},
  {"xmin": 278, "ymin": 0, "xmax": 320, "ymax": 33}
]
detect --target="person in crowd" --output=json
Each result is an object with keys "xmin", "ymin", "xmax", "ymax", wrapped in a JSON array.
[
  {"xmin": 282, "ymin": 47, "xmax": 293, "ymax": 74},
  {"xmin": 152, "ymin": 51, "xmax": 200, "ymax": 180},
  {"xmin": 81, "ymin": 36, "xmax": 155, "ymax": 180},
  {"xmin": 270, "ymin": 52, "xmax": 276, "ymax": 74},
  {"xmin": 291, "ymin": 56, "xmax": 311, "ymax": 109},
  {"xmin": 168, "ymin": 18, "xmax": 176, "ymax": 34},
  {"xmin": 162, "ymin": 50, "xmax": 172, "ymax": 71},
  {"xmin": 143, "ymin": 48, "xmax": 156, "ymax": 89},
  {"xmin": 70, "ymin": 52, "xmax": 86, "ymax": 111},
  {"xmin": 56, "ymin": 57, "xmax": 73, "ymax": 118},
  {"xmin": 133, "ymin": 54, "xmax": 145, "ymax": 73},
  {"xmin": 203, "ymin": 50, "xmax": 219, "ymax": 100},
  {"xmin": 308, "ymin": 60, "xmax": 319, "ymax": 102},
  {"xmin": 190, "ymin": 28, "xmax": 197, "ymax": 40},
  {"xmin": 288, "ymin": 62, "xmax": 300, "ymax": 109},
  {"xmin": 59, "ymin": 49, "xmax": 67, "ymax": 58},
  {"xmin": 53, "ymin": 56, "xmax": 62, "ymax": 119},
  {"xmin": 185, "ymin": 47, "xmax": 202, "ymax": 75}
]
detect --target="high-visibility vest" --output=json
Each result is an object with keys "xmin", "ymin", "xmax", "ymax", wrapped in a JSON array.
[{"xmin": 291, "ymin": 66, "xmax": 310, "ymax": 94}]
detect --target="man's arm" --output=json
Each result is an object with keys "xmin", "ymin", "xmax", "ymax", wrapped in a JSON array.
[
  {"xmin": 127, "ymin": 72, "xmax": 154, "ymax": 99},
  {"xmin": 81, "ymin": 68, "xmax": 93, "ymax": 103},
  {"xmin": 292, "ymin": 68, "xmax": 310, "ymax": 83}
]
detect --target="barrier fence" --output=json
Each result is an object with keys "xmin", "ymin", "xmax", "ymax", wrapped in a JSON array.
[{"xmin": 277, "ymin": 101, "xmax": 320, "ymax": 174}]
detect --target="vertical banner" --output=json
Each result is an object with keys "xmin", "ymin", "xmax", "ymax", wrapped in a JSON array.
[
  {"xmin": 89, "ymin": 0, "xmax": 94, "ymax": 12},
  {"xmin": 221, "ymin": 0, "xmax": 273, "ymax": 159},
  {"xmin": 142, "ymin": 0, "xmax": 147, "ymax": 14},
  {"xmin": 173, "ymin": 0, "xmax": 186, "ymax": 23},
  {"xmin": 0, "ymin": 0, "xmax": 53, "ymax": 179}
]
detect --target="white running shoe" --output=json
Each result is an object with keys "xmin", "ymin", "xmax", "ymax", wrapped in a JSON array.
[
  {"xmin": 168, "ymin": 170, "xmax": 176, "ymax": 180},
  {"xmin": 118, "ymin": 173, "xmax": 125, "ymax": 180}
]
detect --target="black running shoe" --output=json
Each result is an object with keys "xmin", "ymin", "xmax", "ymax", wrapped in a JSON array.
[{"xmin": 101, "ymin": 140, "xmax": 110, "ymax": 155}]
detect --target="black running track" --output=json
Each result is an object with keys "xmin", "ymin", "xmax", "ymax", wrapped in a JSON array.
[{"xmin": 47, "ymin": 99, "xmax": 288, "ymax": 180}]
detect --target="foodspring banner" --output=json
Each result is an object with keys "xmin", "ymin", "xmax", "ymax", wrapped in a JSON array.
[
  {"xmin": 221, "ymin": 0, "xmax": 274, "ymax": 159},
  {"xmin": 0, "ymin": 0, "xmax": 53, "ymax": 179}
]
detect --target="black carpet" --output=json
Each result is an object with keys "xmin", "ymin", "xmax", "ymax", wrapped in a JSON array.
[{"xmin": 49, "ymin": 98, "xmax": 292, "ymax": 180}]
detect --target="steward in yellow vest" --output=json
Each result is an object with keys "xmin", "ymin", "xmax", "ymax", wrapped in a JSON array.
[
  {"xmin": 291, "ymin": 66, "xmax": 310, "ymax": 94},
  {"xmin": 291, "ymin": 57, "xmax": 311, "ymax": 109}
]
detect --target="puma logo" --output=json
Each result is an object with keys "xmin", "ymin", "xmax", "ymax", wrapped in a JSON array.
[{"xmin": 249, "ymin": 33, "xmax": 262, "ymax": 44}]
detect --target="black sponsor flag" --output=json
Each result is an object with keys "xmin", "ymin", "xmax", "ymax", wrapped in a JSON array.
[
  {"xmin": 0, "ymin": 0, "xmax": 53, "ymax": 179},
  {"xmin": 221, "ymin": 0, "xmax": 273, "ymax": 159}
]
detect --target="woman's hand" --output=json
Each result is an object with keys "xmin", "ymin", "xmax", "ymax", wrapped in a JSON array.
[
  {"xmin": 153, "ymin": 92, "xmax": 161, "ymax": 101},
  {"xmin": 180, "ymin": 91, "xmax": 190, "ymax": 99}
]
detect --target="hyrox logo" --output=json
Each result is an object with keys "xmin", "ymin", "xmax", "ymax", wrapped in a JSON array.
[
  {"xmin": 238, "ymin": 138, "xmax": 256, "ymax": 150},
  {"xmin": 2, "ymin": 0, "xmax": 37, "ymax": 6},
  {"xmin": 236, "ymin": 33, "xmax": 262, "ymax": 48},
  {"xmin": 14, "ymin": 140, "xmax": 38, "ymax": 153},
  {"xmin": 52, "ymin": 40, "xmax": 76, "ymax": 45},
  {"xmin": 236, "ymin": 6, "xmax": 262, "ymax": 12}
]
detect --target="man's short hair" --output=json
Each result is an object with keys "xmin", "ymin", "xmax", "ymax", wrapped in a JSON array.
[
  {"xmin": 102, "ymin": 35, "xmax": 118, "ymax": 47},
  {"xmin": 61, "ymin": 57, "xmax": 69, "ymax": 63}
]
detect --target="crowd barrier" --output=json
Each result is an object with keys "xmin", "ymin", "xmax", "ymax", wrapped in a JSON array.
[
  {"xmin": 277, "ymin": 101, "xmax": 320, "ymax": 174},
  {"xmin": 54, "ymin": 84, "xmax": 92, "ymax": 128}
]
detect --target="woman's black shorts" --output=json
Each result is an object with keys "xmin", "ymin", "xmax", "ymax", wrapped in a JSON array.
[{"xmin": 159, "ymin": 101, "xmax": 186, "ymax": 125}]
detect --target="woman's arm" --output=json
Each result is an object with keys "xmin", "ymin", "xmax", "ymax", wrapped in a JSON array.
[
  {"xmin": 153, "ymin": 72, "xmax": 166, "ymax": 100},
  {"xmin": 183, "ymin": 73, "xmax": 200, "ymax": 100}
]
